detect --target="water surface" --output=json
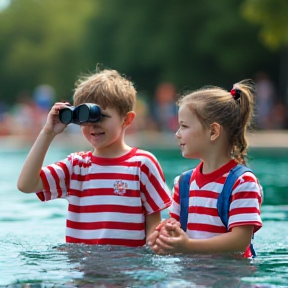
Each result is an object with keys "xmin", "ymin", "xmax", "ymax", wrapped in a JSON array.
[{"xmin": 1, "ymin": 147, "xmax": 287, "ymax": 287}]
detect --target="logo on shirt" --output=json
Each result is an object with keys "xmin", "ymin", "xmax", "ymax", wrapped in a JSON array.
[{"xmin": 113, "ymin": 180, "xmax": 128, "ymax": 196}]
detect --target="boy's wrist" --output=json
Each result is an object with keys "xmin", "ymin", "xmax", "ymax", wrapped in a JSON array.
[{"xmin": 41, "ymin": 128, "xmax": 56, "ymax": 138}]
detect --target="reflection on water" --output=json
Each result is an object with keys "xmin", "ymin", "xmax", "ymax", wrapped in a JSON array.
[{"xmin": 0, "ymin": 147, "xmax": 288, "ymax": 287}]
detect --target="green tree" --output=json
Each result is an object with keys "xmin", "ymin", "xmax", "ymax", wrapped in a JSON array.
[
  {"xmin": 84, "ymin": 0, "xmax": 279, "ymax": 95},
  {"xmin": 0, "ymin": 0, "xmax": 96, "ymax": 104},
  {"xmin": 242, "ymin": 0, "xmax": 288, "ymax": 102},
  {"xmin": 0, "ymin": 0, "xmax": 280, "ymax": 106}
]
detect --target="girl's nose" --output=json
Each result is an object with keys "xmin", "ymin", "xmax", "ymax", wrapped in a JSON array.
[{"xmin": 175, "ymin": 128, "xmax": 181, "ymax": 138}]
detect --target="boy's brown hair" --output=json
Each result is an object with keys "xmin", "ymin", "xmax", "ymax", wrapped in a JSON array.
[{"xmin": 73, "ymin": 69, "xmax": 136, "ymax": 116}]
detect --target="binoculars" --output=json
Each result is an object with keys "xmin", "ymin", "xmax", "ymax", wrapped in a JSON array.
[{"xmin": 59, "ymin": 103, "xmax": 102, "ymax": 124}]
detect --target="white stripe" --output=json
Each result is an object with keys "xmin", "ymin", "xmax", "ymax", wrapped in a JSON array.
[
  {"xmin": 169, "ymin": 201, "xmax": 180, "ymax": 215},
  {"xmin": 188, "ymin": 213, "xmax": 223, "ymax": 227},
  {"xmin": 187, "ymin": 230, "xmax": 221, "ymax": 239},
  {"xmin": 67, "ymin": 212, "xmax": 144, "ymax": 223},
  {"xmin": 140, "ymin": 172, "xmax": 170, "ymax": 213},
  {"xmin": 231, "ymin": 198, "xmax": 260, "ymax": 210},
  {"xmin": 66, "ymin": 228, "xmax": 145, "ymax": 240},
  {"xmin": 70, "ymin": 179, "xmax": 139, "ymax": 190},
  {"xmin": 68, "ymin": 195, "xmax": 142, "ymax": 206},
  {"xmin": 42, "ymin": 165, "xmax": 68, "ymax": 199},
  {"xmin": 233, "ymin": 180, "xmax": 259, "ymax": 193},
  {"xmin": 201, "ymin": 181, "xmax": 223, "ymax": 192},
  {"xmin": 189, "ymin": 196, "xmax": 218, "ymax": 208},
  {"xmin": 229, "ymin": 213, "xmax": 261, "ymax": 224}
]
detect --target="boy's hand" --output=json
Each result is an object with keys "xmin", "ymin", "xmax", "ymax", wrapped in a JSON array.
[
  {"xmin": 43, "ymin": 102, "xmax": 70, "ymax": 135},
  {"xmin": 147, "ymin": 218, "xmax": 182, "ymax": 252},
  {"xmin": 151, "ymin": 223, "xmax": 190, "ymax": 255}
]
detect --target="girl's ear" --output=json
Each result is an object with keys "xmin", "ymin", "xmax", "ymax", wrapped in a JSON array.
[
  {"xmin": 122, "ymin": 111, "xmax": 136, "ymax": 128},
  {"xmin": 210, "ymin": 122, "xmax": 221, "ymax": 141}
]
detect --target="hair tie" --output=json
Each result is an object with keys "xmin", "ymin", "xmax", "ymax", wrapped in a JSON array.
[{"xmin": 230, "ymin": 88, "xmax": 241, "ymax": 100}]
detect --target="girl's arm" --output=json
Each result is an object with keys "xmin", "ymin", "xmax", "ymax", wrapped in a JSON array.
[
  {"xmin": 151, "ymin": 223, "xmax": 254, "ymax": 255},
  {"xmin": 17, "ymin": 102, "xmax": 68, "ymax": 193}
]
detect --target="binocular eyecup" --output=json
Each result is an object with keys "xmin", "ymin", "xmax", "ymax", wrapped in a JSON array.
[{"xmin": 59, "ymin": 103, "xmax": 102, "ymax": 125}]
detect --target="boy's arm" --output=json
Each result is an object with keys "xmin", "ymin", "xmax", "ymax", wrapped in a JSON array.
[
  {"xmin": 17, "ymin": 102, "xmax": 68, "ymax": 193},
  {"xmin": 145, "ymin": 212, "xmax": 162, "ymax": 243},
  {"xmin": 17, "ymin": 130, "xmax": 56, "ymax": 193}
]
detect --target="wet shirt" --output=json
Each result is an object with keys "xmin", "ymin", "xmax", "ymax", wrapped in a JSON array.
[
  {"xmin": 169, "ymin": 160, "xmax": 262, "ymax": 239},
  {"xmin": 37, "ymin": 147, "xmax": 172, "ymax": 246}
]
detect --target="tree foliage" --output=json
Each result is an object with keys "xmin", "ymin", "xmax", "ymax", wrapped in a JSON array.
[
  {"xmin": 242, "ymin": 0, "xmax": 288, "ymax": 49},
  {"xmin": 0, "ymin": 0, "xmax": 281, "ymax": 105}
]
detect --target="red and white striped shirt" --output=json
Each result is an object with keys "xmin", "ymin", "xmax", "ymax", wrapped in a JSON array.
[
  {"xmin": 37, "ymin": 147, "xmax": 172, "ymax": 246},
  {"xmin": 169, "ymin": 160, "xmax": 262, "ymax": 239}
]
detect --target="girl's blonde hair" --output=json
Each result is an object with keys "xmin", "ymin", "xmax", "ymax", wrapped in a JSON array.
[
  {"xmin": 73, "ymin": 69, "xmax": 136, "ymax": 116},
  {"xmin": 177, "ymin": 80, "xmax": 256, "ymax": 164}
]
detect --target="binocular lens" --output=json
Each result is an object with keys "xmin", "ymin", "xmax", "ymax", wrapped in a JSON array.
[
  {"xmin": 59, "ymin": 108, "xmax": 73, "ymax": 124},
  {"xmin": 59, "ymin": 103, "xmax": 102, "ymax": 124},
  {"xmin": 78, "ymin": 105, "xmax": 90, "ymax": 122}
]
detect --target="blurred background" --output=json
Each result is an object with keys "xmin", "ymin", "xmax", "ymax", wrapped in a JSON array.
[
  {"xmin": 1, "ymin": 2, "xmax": 288, "ymax": 286},
  {"xmin": 0, "ymin": 0, "xmax": 288, "ymax": 145}
]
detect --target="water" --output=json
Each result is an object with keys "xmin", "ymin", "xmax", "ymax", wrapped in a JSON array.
[{"xmin": 1, "ymin": 146, "xmax": 288, "ymax": 288}]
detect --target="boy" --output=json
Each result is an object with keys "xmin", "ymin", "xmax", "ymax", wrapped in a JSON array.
[{"xmin": 17, "ymin": 69, "xmax": 172, "ymax": 247}]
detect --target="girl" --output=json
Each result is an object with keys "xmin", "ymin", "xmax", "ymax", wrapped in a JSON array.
[{"xmin": 147, "ymin": 80, "xmax": 263, "ymax": 257}]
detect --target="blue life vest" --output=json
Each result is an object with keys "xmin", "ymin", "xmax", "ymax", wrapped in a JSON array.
[{"xmin": 179, "ymin": 164, "xmax": 256, "ymax": 257}]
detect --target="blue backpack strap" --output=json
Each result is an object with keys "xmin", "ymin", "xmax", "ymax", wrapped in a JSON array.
[
  {"xmin": 179, "ymin": 169, "xmax": 193, "ymax": 232},
  {"xmin": 217, "ymin": 164, "xmax": 252, "ymax": 229},
  {"xmin": 217, "ymin": 164, "xmax": 257, "ymax": 258}
]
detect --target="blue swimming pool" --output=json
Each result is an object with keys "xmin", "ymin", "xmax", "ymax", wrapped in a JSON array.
[{"xmin": 0, "ymin": 147, "xmax": 287, "ymax": 287}]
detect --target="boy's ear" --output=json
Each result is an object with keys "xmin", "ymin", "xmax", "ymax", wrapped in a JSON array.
[
  {"xmin": 210, "ymin": 122, "xmax": 221, "ymax": 141},
  {"xmin": 122, "ymin": 111, "xmax": 136, "ymax": 128}
]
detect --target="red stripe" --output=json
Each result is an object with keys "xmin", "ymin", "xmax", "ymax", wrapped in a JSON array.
[
  {"xmin": 67, "ymin": 220, "xmax": 145, "ymax": 230},
  {"xmin": 136, "ymin": 151, "xmax": 165, "ymax": 181},
  {"xmin": 173, "ymin": 185, "xmax": 180, "ymax": 205},
  {"xmin": 190, "ymin": 189, "xmax": 219, "ymax": 199},
  {"xmin": 232, "ymin": 191, "xmax": 261, "ymax": 202},
  {"xmin": 72, "ymin": 158, "xmax": 91, "ymax": 168},
  {"xmin": 40, "ymin": 170, "xmax": 50, "ymax": 192},
  {"xmin": 68, "ymin": 204, "xmax": 143, "ymax": 214},
  {"xmin": 140, "ymin": 181, "xmax": 158, "ymax": 212},
  {"xmin": 230, "ymin": 207, "xmax": 260, "ymax": 216},
  {"xmin": 170, "ymin": 212, "xmax": 180, "ymax": 221},
  {"xmin": 57, "ymin": 162, "xmax": 70, "ymax": 190},
  {"xmin": 229, "ymin": 221, "xmax": 262, "ymax": 233},
  {"xmin": 68, "ymin": 188, "xmax": 140, "ymax": 197},
  {"xmin": 140, "ymin": 163, "xmax": 170, "ymax": 211},
  {"xmin": 189, "ymin": 206, "xmax": 219, "ymax": 216},
  {"xmin": 66, "ymin": 236, "xmax": 145, "ymax": 247},
  {"xmin": 38, "ymin": 170, "xmax": 51, "ymax": 201},
  {"xmin": 48, "ymin": 166, "xmax": 63, "ymax": 198},
  {"xmin": 187, "ymin": 223, "xmax": 226, "ymax": 233}
]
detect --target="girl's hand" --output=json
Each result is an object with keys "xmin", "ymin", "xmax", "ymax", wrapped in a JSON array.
[
  {"xmin": 147, "ymin": 218, "xmax": 180, "ymax": 249},
  {"xmin": 151, "ymin": 223, "xmax": 190, "ymax": 255},
  {"xmin": 43, "ymin": 102, "xmax": 70, "ymax": 135}
]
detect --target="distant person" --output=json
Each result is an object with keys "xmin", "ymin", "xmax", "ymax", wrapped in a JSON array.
[
  {"xmin": 9, "ymin": 91, "xmax": 42, "ymax": 137},
  {"xmin": 254, "ymin": 72, "xmax": 276, "ymax": 129},
  {"xmin": 147, "ymin": 80, "xmax": 263, "ymax": 258},
  {"xmin": 33, "ymin": 84, "xmax": 55, "ymax": 112},
  {"xmin": 17, "ymin": 69, "xmax": 172, "ymax": 247},
  {"xmin": 151, "ymin": 82, "xmax": 178, "ymax": 132},
  {"xmin": 0, "ymin": 100, "xmax": 10, "ymax": 136}
]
